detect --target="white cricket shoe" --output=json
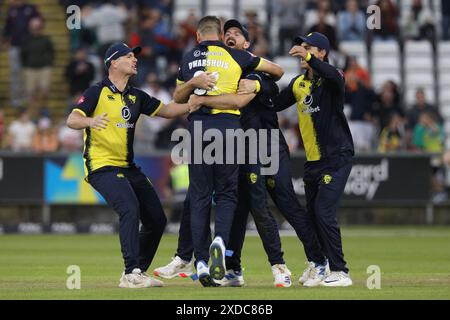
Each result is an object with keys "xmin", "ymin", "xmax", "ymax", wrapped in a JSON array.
[
  {"xmin": 209, "ymin": 236, "xmax": 226, "ymax": 280},
  {"xmin": 303, "ymin": 260, "xmax": 330, "ymax": 287},
  {"xmin": 153, "ymin": 256, "xmax": 193, "ymax": 279},
  {"xmin": 298, "ymin": 259, "xmax": 330, "ymax": 284},
  {"xmin": 299, "ymin": 261, "xmax": 315, "ymax": 285},
  {"xmin": 320, "ymin": 271, "xmax": 353, "ymax": 287},
  {"xmin": 119, "ymin": 268, "xmax": 163, "ymax": 288},
  {"xmin": 271, "ymin": 264, "xmax": 292, "ymax": 288},
  {"xmin": 197, "ymin": 260, "xmax": 220, "ymax": 287},
  {"xmin": 219, "ymin": 269, "xmax": 245, "ymax": 287}
]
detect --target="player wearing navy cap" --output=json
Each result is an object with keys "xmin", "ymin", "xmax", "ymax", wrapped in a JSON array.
[
  {"xmin": 273, "ymin": 32, "xmax": 354, "ymax": 287},
  {"xmin": 66, "ymin": 42, "xmax": 192, "ymax": 288}
]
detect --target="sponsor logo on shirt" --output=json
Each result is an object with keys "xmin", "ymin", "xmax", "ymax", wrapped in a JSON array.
[{"xmin": 77, "ymin": 96, "xmax": 85, "ymax": 104}]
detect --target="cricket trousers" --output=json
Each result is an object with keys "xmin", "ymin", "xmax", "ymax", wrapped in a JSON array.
[
  {"xmin": 226, "ymin": 162, "xmax": 285, "ymax": 271},
  {"xmin": 188, "ymin": 114, "xmax": 240, "ymax": 266},
  {"xmin": 303, "ymin": 152, "xmax": 353, "ymax": 273},
  {"xmin": 226, "ymin": 146, "xmax": 325, "ymax": 271},
  {"xmin": 88, "ymin": 166, "xmax": 167, "ymax": 274},
  {"xmin": 174, "ymin": 189, "xmax": 212, "ymax": 262},
  {"xmin": 266, "ymin": 147, "xmax": 325, "ymax": 264}
]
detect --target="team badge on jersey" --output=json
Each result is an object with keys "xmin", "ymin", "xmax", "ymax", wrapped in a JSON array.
[
  {"xmin": 121, "ymin": 106, "xmax": 131, "ymax": 121},
  {"xmin": 128, "ymin": 94, "xmax": 136, "ymax": 104}
]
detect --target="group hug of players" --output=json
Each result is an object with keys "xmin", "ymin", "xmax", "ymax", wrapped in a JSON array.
[{"xmin": 67, "ymin": 15, "xmax": 354, "ymax": 289}]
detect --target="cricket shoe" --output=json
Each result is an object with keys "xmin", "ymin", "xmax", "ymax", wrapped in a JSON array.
[
  {"xmin": 119, "ymin": 268, "xmax": 163, "ymax": 288},
  {"xmin": 209, "ymin": 236, "xmax": 226, "ymax": 280},
  {"xmin": 320, "ymin": 271, "xmax": 353, "ymax": 287},
  {"xmin": 153, "ymin": 256, "xmax": 193, "ymax": 279},
  {"xmin": 219, "ymin": 269, "xmax": 245, "ymax": 287},
  {"xmin": 196, "ymin": 260, "xmax": 220, "ymax": 287},
  {"xmin": 300, "ymin": 259, "xmax": 330, "ymax": 286},
  {"xmin": 271, "ymin": 264, "xmax": 292, "ymax": 287},
  {"xmin": 303, "ymin": 260, "xmax": 330, "ymax": 287}
]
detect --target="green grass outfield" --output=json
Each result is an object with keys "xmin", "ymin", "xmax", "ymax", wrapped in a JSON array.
[{"xmin": 0, "ymin": 226, "xmax": 449, "ymax": 300}]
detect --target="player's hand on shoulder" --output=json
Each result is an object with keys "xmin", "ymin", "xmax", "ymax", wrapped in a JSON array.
[
  {"xmin": 238, "ymin": 79, "xmax": 257, "ymax": 94},
  {"xmin": 89, "ymin": 113, "xmax": 110, "ymax": 130}
]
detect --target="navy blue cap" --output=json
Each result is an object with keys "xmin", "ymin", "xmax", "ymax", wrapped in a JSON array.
[
  {"xmin": 224, "ymin": 19, "xmax": 250, "ymax": 41},
  {"xmin": 104, "ymin": 42, "xmax": 141, "ymax": 68},
  {"xmin": 294, "ymin": 32, "xmax": 330, "ymax": 53}
]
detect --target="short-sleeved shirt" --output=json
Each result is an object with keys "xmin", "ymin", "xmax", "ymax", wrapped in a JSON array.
[
  {"xmin": 72, "ymin": 77, "xmax": 163, "ymax": 176},
  {"xmin": 176, "ymin": 40, "xmax": 262, "ymax": 116}
]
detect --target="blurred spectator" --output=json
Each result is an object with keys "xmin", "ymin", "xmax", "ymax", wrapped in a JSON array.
[
  {"xmin": 401, "ymin": 0, "xmax": 435, "ymax": 41},
  {"xmin": 2, "ymin": 0, "xmax": 41, "ymax": 107},
  {"xmin": 152, "ymin": 8, "xmax": 179, "ymax": 64},
  {"xmin": 65, "ymin": 47, "xmax": 95, "ymax": 97},
  {"xmin": 308, "ymin": 8, "xmax": 338, "ymax": 51},
  {"xmin": 82, "ymin": 1, "xmax": 128, "ymax": 58},
  {"xmin": 165, "ymin": 159, "xmax": 189, "ymax": 228},
  {"xmin": 141, "ymin": 72, "xmax": 171, "ymax": 103},
  {"xmin": 0, "ymin": 109, "xmax": 4, "ymax": 147},
  {"xmin": 412, "ymin": 110, "xmax": 446, "ymax": 202},
  {"xmin": 383, "ymin": 80, "xmax": 401, "ymax": 106},
  {"xmin": 21, "ymin": 17, "xmax": 54, "ymax": 116},
  {"xmin": 344, "ymin": 56, "xmax": 377, "ymax": 151},
  {"xmin": 378, "ymin": 113, "xmax": 406, "ymax": 153},
  {"xmin": 278, "ymin": 114, "xmax": 300, "ymax": 151},
  {"xmin": 58, "ymin": 122, "xmax": 83, "ymax": 152},
  {"xmin": 176, "ymin": 9, "xmax": 198, "ymax": 55},
  {"xmin": 6, "ymin": 109, "xmax": 36, "ymax": 152},
  {"xmin": 135, "ymin": 72, "xmax": 172, "ymax": 149},
  {"xmin": 337, "ymin": 0, "xmax": 366, "ymax": 41},
  {"xmin": 273, "ymin": 0, "xmax": 306, "ymax": 55},
  {"xmin": 413, "ymin": 111, "xmax": 444, "ymax": 153},
  {"xmin": 144, "ymin": 0, "xmax": 173, "ymax": 17},
  {"xmin": 406, "ymin": 88, "xmax": 442, "ymax": 131},
  {"xmin": 129, "ymin": 9, "xmax": 164, "ymax": 85},
  {"xmin": 253, "ymin": 38, "xmax": 271, "ymax": 59},
  {"xmin": 32, "ymin": 117, "xmax": 59, "ymax": 153},
  {"xmin": 443, "ymin": 0, "xmax": 450, "ymax": 40},
  {"xmin": 372, "ymin": 0, "xmax": 399, "ymax": 41},
  {"xmin": 244, "ymin": 10, "xmax": 270, "ymax": 56},
  {"xmin": 304, "ymin": 0, "xmax": 336, "ymax": 32},
  {"xmin": 372, "ymin": 81, "xmax": 404, "ymax": 131},
  {"xmin": 163, "ymin": 61, "xmax": 181, "ymax": 94},
  {"xmin": 344, "ymin": 55, "xmax": 371, "ymax": 89}
]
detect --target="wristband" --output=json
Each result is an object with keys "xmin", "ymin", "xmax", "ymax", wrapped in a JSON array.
[
  {"xmin": 254, "ymin": 80, "xmax": 261, "ymax": 93},
  {"xmin": 305, "ymin": 52, "xmax": 312, "ymax": 62}
]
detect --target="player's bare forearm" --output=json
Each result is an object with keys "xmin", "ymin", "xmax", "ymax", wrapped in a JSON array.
[
  {"xmin": 66, "ymin": 111, "xmax": 92, "ymax": 129},
  {"xmin": 67, "ymin": 110, "xmax": 110, "ymax": 130},
  {"xmin": 157, "ymin": 102, "xmax": 190, "ymax": 118},
  {"xmin": 256, "ymin": 59, "xmax": 284, "ymax": 81},
  {"xmin": 190, "ymin": 93, "xmax": 255, "ymax": 110},
  {"xmin": 173, "ymin": 82, "xmax": 195, "ymax": 103}
]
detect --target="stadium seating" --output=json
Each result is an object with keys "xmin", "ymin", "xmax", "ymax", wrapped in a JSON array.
[
  {"xmin": 371, "ymin": 41, "xmax": 401, "ymax": 91},
  {"xmin": 438, "ymin": 42, "xmax": 450, "ymax": 117},
  {"xmin": 173, "ymin": 0, "xmax": 201, "ymax": 24},
  {"xmin": 240, "ymin": 0, "xmax": 268, "ymax": 24},
  {"xmin": 404, "ymin": 40, "xmax": 435, "ymax": 107},
  {"xmin": 339, "ymin": 41, "xmax": 368, "ymax": 69}
]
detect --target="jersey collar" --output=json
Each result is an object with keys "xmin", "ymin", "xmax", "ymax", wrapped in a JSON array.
[
  {"xmin": 199, "ymin": 40, "xmax": 223, "ymax": 47},
  {"xmin": 102, "ymin": 77, "xmax": 131, "ymax": 94}
]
